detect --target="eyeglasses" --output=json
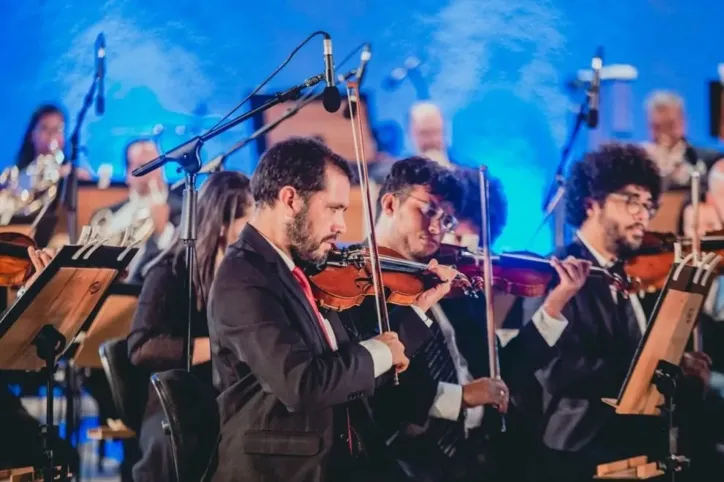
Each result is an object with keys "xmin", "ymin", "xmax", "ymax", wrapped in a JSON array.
[
  {"xmin": 609, "ymin": 192, "xmax": 659, "ymax": 218},
  {"xmin": 401, "ymin": 192, "xmax": 458, "ymax": 232}
]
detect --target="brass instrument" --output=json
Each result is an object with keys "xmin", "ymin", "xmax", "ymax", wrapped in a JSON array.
[
  {"xmin": 89, "ymin": 178, "xmax": 169, "ymax": 246},
  {"xmin": 0, "ymin": 141, "xmax": 65, "ymax": 226}
]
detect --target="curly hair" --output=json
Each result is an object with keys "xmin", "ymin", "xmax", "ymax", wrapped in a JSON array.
[
  {"xmin": 456, "ymin": 168, "xmax": 508, "ymax": 244},
  {"xmin": 565, "ymin": 143, "xmax": 661, "ymax": 228},
  {"xmin": 375, "ymin": 156, "xmax": 465, "ymax": 215}
]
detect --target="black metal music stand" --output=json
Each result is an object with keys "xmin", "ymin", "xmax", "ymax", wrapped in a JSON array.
[{"xmin": 0, "ymin": 243, "xmax": 138, "ymax": 482}]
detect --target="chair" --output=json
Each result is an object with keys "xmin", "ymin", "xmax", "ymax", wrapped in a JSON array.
[
  {"xmin": 94, "ymin": 337, "xmax": 147, "ymax": 437},
  {"xmin": 151, "ymin": 369, "xmax": 219, "ymax": 482}
]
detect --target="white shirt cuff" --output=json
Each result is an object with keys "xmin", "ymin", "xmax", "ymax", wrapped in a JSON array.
[
  {"xmin": 531, "ymin": 307, "xmax": 568, "ymax": 347},
  {"xmin": 156, "ymin": 222, "xmax": 175, "ymax": 250},
  {"xmin": 411, "ymin": 305, "xmax": 433, "ymax": 328},
  {"xmin": 428, "ymin": 381, "xmax": 462, "ymax": 421},
  {"xmin": 359, "ymin": 339, "xmax": 394, "ymax": 378}
]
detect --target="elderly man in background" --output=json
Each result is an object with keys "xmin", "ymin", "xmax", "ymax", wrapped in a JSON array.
[
  {"xmin": 643, "ymin": 90, "xmax": 722, "ymax": 190},
  {"xmin": 408, "ymin": 102, "xmax": 456, "ymax": 167}
]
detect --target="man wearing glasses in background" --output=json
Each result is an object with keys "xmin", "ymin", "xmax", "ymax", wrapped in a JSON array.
[
  {"xmin": 517, "ymin": 143, "xmax": 713, "ymax": 482},
  {"xmin": 344, "ymin": 157, "xmax": 589, "ymax": 482}
]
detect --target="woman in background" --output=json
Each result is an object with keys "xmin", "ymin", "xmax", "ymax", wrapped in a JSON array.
[{"xmin": 127, "ymin": 171, "xmax": 253, "ymax": 482}]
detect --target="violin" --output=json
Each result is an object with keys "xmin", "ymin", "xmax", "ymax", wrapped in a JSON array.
[
  {"xmin": 625, "ymin": 230, "xmax": 724, "ymax": 292},
  {"xmin": 0, "ymin": 232, "xmax": 37, "ymax": 287},
  {"xmin": 437, "ymin": 244, "xmax": 638, "ymax": 297},
  {"xmin": 309, "ymin": 244, "xmax": 476, "ymax": 312}
]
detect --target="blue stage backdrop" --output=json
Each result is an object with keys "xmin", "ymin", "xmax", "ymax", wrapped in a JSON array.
[{"xmin": 1, "ymin": 0, "xmax": 722, "ymax": 254}]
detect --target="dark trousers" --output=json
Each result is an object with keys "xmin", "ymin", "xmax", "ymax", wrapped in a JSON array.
[
  {"xmin": 132, "ymin": 410, "xmax": 176, "ymax": 482},
  {"xmin": 0, "ymin": 385, "xmax": 76, "ymax": 470}
]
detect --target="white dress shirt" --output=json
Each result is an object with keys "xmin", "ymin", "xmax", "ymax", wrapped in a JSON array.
[
  {"xmin": 260, "ymin": 232, "xmax": 394, "ymax": 378},
  {"xmin": 575, "ymin": 232, "xmax": 647, "ymax": 335},
  {"xmin": 411, "ymin": 298, "xmax": 568, "ymax": 432}
]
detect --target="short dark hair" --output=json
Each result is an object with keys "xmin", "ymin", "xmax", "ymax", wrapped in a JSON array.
[
  {"xmin": 375, "ymin": 156, "xmax": 465, "ymax": 215},
  {"xmin": 565, "ymin": 142, "xmax": 661, "ymax": 228},
  {"xmin": 252, "ymin": 137, "xmax": 354, "ymax": 207},
  {"xmin": 123, "ymin": 138, "xmax": 155, "ymax": 170},
  {"xmin": 456, "ymin": 168, "xmax": 508, "ymax": 244}
]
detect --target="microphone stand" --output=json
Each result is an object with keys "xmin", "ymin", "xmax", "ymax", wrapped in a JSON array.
[
  {"xmin": 528, "ymin": 95, "xmax": 590, "ymax": 249},
  {"xmin": 133, "ymin": 73, "xmax": 325, "ymax": 371},
  {"xmin": 170, "ymin": 70, "xmax": 358, "ymax": 191},
  {"xmin": 61, "ymin": 75, "xmax": 99, "ymax": 244}
]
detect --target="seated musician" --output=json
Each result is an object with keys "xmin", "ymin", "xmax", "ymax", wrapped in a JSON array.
[
  {"xmin": 0, "ymin": 248, "xmax": 76, "ymax": 470},
  {"xmin": 517, "ymin": 143, "xmax": 712, "ymax": 482},
  {"xmin": 346, "ymin": 158, "xmax": 588, "ymax": 482},
  {"xmin": 14, "ymin": 104, "xmax": 92, "ymax": 180},
  {"xmin": 90, "ymin": 138, "xmax": 182, "ymax": 284},
  {"xmin": 207, "ymin": 138, "xmax": 453, "ymax": 482},
  {"xmin": 642, "ymin": 91, "xmax": 722, "ymax": 190},
  {"xmin": 126, "ymin": 171, "xmax": 253, "ymax": 482}
]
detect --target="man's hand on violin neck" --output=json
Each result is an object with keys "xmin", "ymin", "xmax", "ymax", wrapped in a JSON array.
[
  {"xmin": 542, "ymin": 256, "xmax": 592, "ymax": 318},
  {"xmin": 462, "ymin": 377, "xmax": 509, "ymax": 413},
  {"xmin": 374, "ymin": 331, "xmax": 409, "ymax": 374},
  {"xmin": 414, "ymin": 259, "xmax": 464, "ymax": 312}
]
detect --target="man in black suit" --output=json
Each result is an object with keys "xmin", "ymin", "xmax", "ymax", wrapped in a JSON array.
[
  {"xmin": 519, "ymin": 143, "xmax": 712, "ymax": 481},
  {"xmin": 342, "ymin": 158, "xmax": 591, "ymax": 482},
  {"xmin": 89, "ymin": 138, "xmax": 182, "ymax": 284},
  {"xmin": 207, "ymin": 138, "xmax": 458, "ymax": 482}
]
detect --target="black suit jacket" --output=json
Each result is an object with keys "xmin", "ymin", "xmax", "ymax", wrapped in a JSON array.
[
  {"xmin": 207, "ymin": 225, "xmax": 431, "ymax": 482},
  {"xmin": 345, "ymin": 293, "xmax": 553, "ymax": 481},
  {"xmin": 518, "ymin": 240, "xmax": 659, "ymax": 458}
]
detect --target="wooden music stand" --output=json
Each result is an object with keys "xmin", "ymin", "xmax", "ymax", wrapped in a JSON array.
[
  {"xmin": 596, "ymin": 249, "xmax": 721, "ymax": 480},
  {"xmin": 0, "ymin": 243, "xmax": 138, "ymax": 482},
  {"xmin": 70, "ymin": 282, "xmax": 140, "ymax": 370}
]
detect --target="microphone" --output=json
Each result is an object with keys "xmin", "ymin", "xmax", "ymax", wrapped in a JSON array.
[
  {"xmin": 322, "ymin": 34, "xmax": 341, "ymax": 113},
  {"xmin": 95, "ymin": 33, "xmax": 106, "ymax": 116},
  {"xmin": 356, "ymin": 43, "xmax": 372, "ymax": 87},
  {"xmin": 587, "ymin": 46, "xmax": 603, "ymax": 128}
]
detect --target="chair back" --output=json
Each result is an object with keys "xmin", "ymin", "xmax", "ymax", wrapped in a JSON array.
[
  {"xmin": 98, "ymin": 337, "xmax": 147, "ymax": 432},
  {"xmin": 151, "ymin": 369, "xmax": 219, "ymax": 482}
]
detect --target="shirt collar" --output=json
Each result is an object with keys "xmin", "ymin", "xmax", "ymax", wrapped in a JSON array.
[
  {"xmin": 256, "ymin": 229, "xmax": 295, "ymax": 271},
  {"xmin": 576, "ymin": 230, "xmax": 617, "ymax": 268}
]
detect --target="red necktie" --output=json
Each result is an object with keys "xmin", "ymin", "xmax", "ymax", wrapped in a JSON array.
[
  {"xmin": 291, "ymin": 266, "xmax": 334, "ymax": 348},
  {"xmin": 291, "ymin": 266, "xmax": 353, "ymax": 454}
]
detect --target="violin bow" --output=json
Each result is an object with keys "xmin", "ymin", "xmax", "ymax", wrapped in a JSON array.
[
  {"xmin": 479, "ymin": 166, "xmax": 505, "ymax": 430},
  {"xmin": 345, "ymin": 80, "xmax": 398, "ymax": 385},
  {"xmin": 691, "ymin": 171, "xmax": 703, "ymax": 352}
]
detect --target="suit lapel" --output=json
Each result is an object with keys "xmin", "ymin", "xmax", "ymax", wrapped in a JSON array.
[
  {"xmin": 239, "ymin": 225, "xmax": 330, "ymax": 352},
  {"xmin": 569, "ymin": 240, "xmax": 618, "ymax": 337}
]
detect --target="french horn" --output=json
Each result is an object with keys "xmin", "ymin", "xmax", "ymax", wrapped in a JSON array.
[
  {"xmin": 89, "ymin": 178, "xmax": 169, "ymax": 246},
  {"xmin": 0, "ymin": 140, "xmax": 65, "ymax": 225}
]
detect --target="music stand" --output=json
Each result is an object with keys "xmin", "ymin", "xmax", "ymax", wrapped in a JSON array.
[
  {"xmin": 596, "ymin": 249, "xmax": 721, "ymax": 480},
  {"xmin": 0, "ymin": 243, "xmax": 138, "ymax": 482}
]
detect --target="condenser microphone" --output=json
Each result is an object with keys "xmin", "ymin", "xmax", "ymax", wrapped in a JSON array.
[
  {"xmin": 322, "ymin": 34, "xmax": 341, "ymax": 113},
  {"xmin": 587, "ymin": 46, "xmax": 603, "ymax": 128}
]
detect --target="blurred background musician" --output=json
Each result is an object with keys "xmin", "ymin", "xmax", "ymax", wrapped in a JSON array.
[
  {"xmin": 89, "ymin": 138, "xmax": 182, "ymax": 284},
  {"xmin": 408, "ymin": 101, "xmax": 464, "ymax": 168},
  {"xmin": 642, "ymin": 91, "xmax": 723, "ymax": 191},
  {"xmin": 126, "ymin": 171, "xmax": 253, "ymax": 482}
]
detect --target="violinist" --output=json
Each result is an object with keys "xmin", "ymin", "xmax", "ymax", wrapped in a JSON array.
[
  {"xmin": 207, "ymin": 138, "xmax": 448, "ymax": 482},
  {"xmin": 519, "ymin": 143, "xmax": 711, "ymax": 482},
  {"xmin": 344, "ymin": 159, "xmax": 586, "ymax": 482}
]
